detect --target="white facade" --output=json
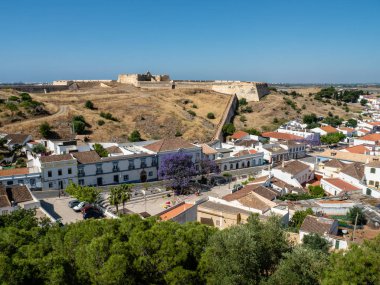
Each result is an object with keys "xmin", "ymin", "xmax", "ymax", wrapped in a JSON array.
[
  {"xmin": 39, "ymin": 158, "xmax": 78, "ymax": 190},
  {"xmin": 365, "ymin": 165, "xmax": 380, "ymax": 189}
]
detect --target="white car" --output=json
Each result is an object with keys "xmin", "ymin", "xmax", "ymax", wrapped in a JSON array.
[{"xmin": 73, "ymin": 201, "xmax": 88, "ymax": 212}]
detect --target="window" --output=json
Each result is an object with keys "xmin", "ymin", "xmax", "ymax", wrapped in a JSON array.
[
  {"xmin": 48, "ymin": 182, "xmax": 53, "ymax": 188},
  {"xmin": 371, "ymin": 168, "xmax": 376, "ymax": 174},
  {"xmin": 123, "ymin": 175, "xmax": 129, "ymax": 181},
  {"xmin": 68, "ymin": 168, "xmax": 72, "ymax": 175},
  {"xmin": 148, "ymin": 171, "xmax": 153, "ymax": 177},
  {"xmin": 114, "ymin": 175, "xmax": 119, "ymax": 183},
  {"xmin": 78, "ymin": 179, "xmax": 84, "ymax": 186},
  {"xmin": 78, "ymin": 167, "xmax": 85, "ymax": 176},
  {"xmin": 230, "ymin": 164, "xmax": 233, "ymax": 169},
  {"xmin": 96, "ymin": 164, "xmax": 103, "ymax": 174},
  {"xmin": 369, "ymin": 180, "xmax": 374, "ymax": 185},
  {"xmin": 112, "ymin": 162, "xmax": 119, "ymax": 172},
  {"xmin": 224, "ymin": 165, "xmax": 227, "ymax": 171},
  {"xmin": 140, "ymin": 158, "xmax": 146, "ymax": 168},
  {"xmin": 128, "ymin": 159, "xmax": 135, "ymax": 170},
  {"xmin": 152, "ymin": 157, "xmax": 157, "ymax": 166},
  {"xmin": 6, "ymin": 181, "xmax": 13, "ymax": 185},
  {"xmin": 58, "ymin": 169, "xmax": 62, "ymax": 176},
  {"xmin": 48, "ymin": 171, "xmax": 52, "ymax": 177},
  {"xmin": 18, "ymin": 180, "xmax": 24, "ymax": 184},
  {"xmin": 30, "ymin": 179, "xmax": 36, "ymax": 186}
]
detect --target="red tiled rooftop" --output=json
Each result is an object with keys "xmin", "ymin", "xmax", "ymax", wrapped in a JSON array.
[
  {"xmin": 343, "ymin": 145, "xmax": 370, "ymax": 154},
  {"xmin": 358, "ymin": 133, "xmax": 380, "ymax": 141},
  {"xmin": 0, "ymin": 168, "xmax": 29, "ymax": 176},
  {"xmin": 159, "ymin": 203, "xmax": 194, "ymax": 221},
  {"xmin": 320, "ymin": 125, "xmax": 338, "ymax": 133},
  {"xmin": 261, "ymin": 132, "xmax": 303, "ymax": 141},
  {"xmin": 322, "ymin": 178, "xmax": 361, "ymax": 192},
  {"xmin": 231, "ymin": 131, "xmax": 249, "ymax": 140}
]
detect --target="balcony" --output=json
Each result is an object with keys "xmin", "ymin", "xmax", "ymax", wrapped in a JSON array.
[
  {"xmin": 141, "ymin": 163, "xmax": 147, "ymax": 168},
  {"xmin": 78, "ymin": 172, "xmax": 85, "ymax": 177},
  {"xmin": 112, "ymin": 167, "xmax": 120, "ymax": 172},
  {"xmin": 96, "ymin": 169, "xmax": 103, "ymax": 175},
  {"xmin": 128, "ymin": 165, "xmax": 135, "ymax": 170}
]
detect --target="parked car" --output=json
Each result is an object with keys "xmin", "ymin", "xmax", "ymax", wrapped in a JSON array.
[
  {"xmin": 73, "ymin": 201, "xmax": 89, "ymax": 212},
  {"xmin": 68, "ymin": 199, "xmax": 80, "ymax": 208},
  {"xmin": 81, "ymin": 205, "xmax": 94, "ymax": 213},
  {"xmin": 83, "ymin": 209, "xmax": 103, "ymax": 219}
]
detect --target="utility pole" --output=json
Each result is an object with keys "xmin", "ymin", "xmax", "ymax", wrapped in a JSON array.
[{"xmin": 351, "ymin": 212, "xmax": 359, "ymax": 241}]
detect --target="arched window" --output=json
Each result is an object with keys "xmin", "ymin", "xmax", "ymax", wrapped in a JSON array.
[
  {"xmin": 236, "ymin": 162, "xmax": 239, "ymax": 169},
  {"xmin": 247, "ymin": 161, "xmax": 250, "ymax": 167},
  {"xmin": 253, "ymin": 159, "xmax": 256, "ymax": 166},
  {"xmin": 224, "ymin": 165, "xmax": 227, "ymax": 171}
]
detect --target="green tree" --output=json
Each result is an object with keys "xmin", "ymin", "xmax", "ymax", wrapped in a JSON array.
[
  {"xmin": 93, "ymin": 143, "xmax": 108, "ymax": 157},
  {"xmin": 239, "ymin": 98, "xmax": 248, "ymax": 106},
  {"xmin": 347, "ymin": 206, "xmax": 366, "ymax": 225},
  {"xmin": 360, "ymin": 98, "xmax": 368, "ymax": 106},
  {"xmin": 128, "ymin": 130, "xmax": 142, "ymax": 142},
  {"xmin": 320, "ymin": 133, "xmax": 346, "ymax": 145},
  {"xmin": 245, "ymin": 128, "xmax": 261, "ymax": 136},
  {"xmin": 323, "ymin": 236, "xmax": 380, "ymax": 284},
  {"xmin": 200, "ymin": 215, "xmax": 289, "ymax": 284},
  {"xmin": 32, "ymin": 143, "xmax": 46, "ymax": 154},
  {"xmin": 73, "ymin": 120, "xmax": 86, "ymax": 134},
  {"xmin": 345, "ymin": 118, "xmax": 358, "ymax": 128},
  {"xmin": 84, "ymin": 100, "xmax": 94, "ymax": 109},
  {"xmin": 302, "ymin": 233, "xmax": 331, "ymax": 253},
  {"xmin": 108, "ymin": 184, "xmax": 132, "ymax": 214},
  {"xmin": 222, "ymin": 123, "xmax": 236, "ymax": 136},
  {"xmin": 303, "ymin": 113, "xmax": 318, "ymax": 125},
  {"xmin": 265, "ymin": 247, "xmax": 328, "ymax": 285},
  {"xmin": 308, "ymin": 185, "xmax": 325, "ymax": 197},
  {"xmin": 39, "ymin": 122, "xmax": 52, "ymax": 138},
  {"xmin": 289, "ymin": 208, "xmax": 313, "ymax": 230},
  {"xmin": 20, "ymin": 92, "xmax": 32, "ymax": 101},
  {"xmin": 65, "ymin": 182, "xmax": 101, "ymax": 203}
]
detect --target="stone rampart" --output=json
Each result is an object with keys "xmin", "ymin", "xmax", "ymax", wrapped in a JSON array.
[{"xmin": 213, "ymin": 94, "xmax": 238, "ymax": 141}]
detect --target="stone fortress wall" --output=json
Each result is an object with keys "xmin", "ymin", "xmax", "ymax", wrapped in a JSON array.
[{"xmin": 117, "ymin": 72, "xmax": 269, "ymax": 102}]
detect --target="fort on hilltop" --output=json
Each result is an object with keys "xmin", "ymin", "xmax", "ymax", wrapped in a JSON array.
[{"xmin": 117, "ymin": 72, "xmax": 269, "ymax": 102}]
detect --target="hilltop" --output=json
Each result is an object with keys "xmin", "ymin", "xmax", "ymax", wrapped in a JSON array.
[
  {"xmin": 0, "ymin": 83, "xmax": 230, "ymax": 142},
  {"xmin": 234, "ymin": 86, "xmax": 364, "ymax": 132}
]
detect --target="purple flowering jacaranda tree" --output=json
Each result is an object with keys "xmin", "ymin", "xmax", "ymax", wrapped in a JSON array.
[
  {"xmin": 158, "ymin": 152, "xmax": 197, "ymax": 195},
  {"xmin": 200, "ymin": 156, "xmax": 220, "ymax": 176}
]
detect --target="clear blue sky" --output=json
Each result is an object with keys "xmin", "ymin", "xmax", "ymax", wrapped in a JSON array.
[{"xmin": 1, "ymin": 0, "xmax": 379, "ymax": 83}]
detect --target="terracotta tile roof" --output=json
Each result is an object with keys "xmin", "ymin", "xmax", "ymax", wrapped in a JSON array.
[
  {"xmin": 159, "ymin": 203, "xmax": 194, "ymax": 221},
  {"xmin": 300, "ymin": 215, "xmax": 336, "ymax": 235},
  {"xmin": 368, "ymin": 122, "xmax": 380, "ymax": 126},
  {"xmin": 320, "ymin": 126, "xmax": 338, "ymax": 133},
  {"xmin": 0, "ymin": 168, "xmax": 29, "ymax": 177},
  {"xmin": 322, "ymin": 159, "xmax": 346, "ymax": 168},
  {"xmin": 271, "ymin": 177, "xmax": 306, "ymax": 193},
  {"xmin": 40, "ymin": 154, "xmax": 74, "ymax": 163},
  {"xmin": 252, "ymin": 185, "xmax": 279, "ymax": 201},
  {"xmin": 72, "ymin": 151, "xmax": 101, "ymax": 164},
  {"xmin": 338, "ymin": 127, "xmax": 355, "ymax": 132},
  {"xmin": 222, "ymin": 184, "xmax": 259, "ymax": 201},
  {"xmin": 357, "ymin": 128, "xmax": 370, "ymax": 134},
  {"xmin": 343, "ymin": 145, "xmax": 370, "ymax": 154},
  {"xmin": 262, "ymin": 132, "xmax": 303, "ymax": 141},
  {"xmin": 201, "ymin": 144, "xmax": 217, "ymax": 155},
  {"xmin": 231, "ymin": 131, "xmax": 249, "ymax": 140},
  {"xmin": 4, "ymin": 133, "xmax": 30, "ymax": 145},
  {"xmin": 340, "ymin": 162, "xmax": 364, "ymax": 180},
  {"xmin": 237, "ymin": 193, "xmax": 271, "ymax": 211},
  {"xmin": 233, "ymin": 149, "xmax": 257, "ymax": 157},
  {"xmin": 105, "ymin": 146, "xmax": 123, "ymax": 154},
  {"xmin": 322, "ymin": 178, "xmax": 361, "ymax": 192},
  {"xmin": 144, "ymin": 138, "xmax": 196, "ymax": 152},
  {"xmin": 0, "ymin": 185, "xmax": 33, "ymax": 207},
  {"xmin": 276, "ymin": 160, "xmax": 309, "ymax": 175},
  {"xmin": 359, "ymin": 133, "xmax": 380, "ymax": 141},
  {"xmin": 198, "ymin": 200, "xmax": 253, "ymax": 216}
]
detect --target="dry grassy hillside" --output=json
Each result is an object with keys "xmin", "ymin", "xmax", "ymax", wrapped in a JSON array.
[
  {"xmin": 234, "ymin": 88, "xmax": 363, "ymax": 132},
  {"xmin": 0, "ymin": 84, "xmax": 230, "ymax": 143}
]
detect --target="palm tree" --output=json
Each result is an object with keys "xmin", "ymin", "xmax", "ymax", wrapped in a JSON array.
[
  {"xmin": 108, "ymin": 186, "xmax": 121, "ymax": 213},
  {"xmin": 120, "ymin": 184, "xmax": 132, "ymax": 212}
]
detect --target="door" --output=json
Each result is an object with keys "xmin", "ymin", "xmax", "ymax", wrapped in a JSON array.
[
  {"xmin": 58, "ymin": 180, "xmax": 63, "ymax": 189},
  {"xmin": 97, "ymin": 177, "xmax": 103, "ymax": 186}
]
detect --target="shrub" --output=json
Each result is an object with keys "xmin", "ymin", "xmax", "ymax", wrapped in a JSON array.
[
  {"xmin": 93, "ymin": 143, "xmax": 108, "ymax": 157},
  {"xmin": 187, "ymin": 110, "xmax": 196, "ymax": 116},
  {"xmin": 19, "ymin": 93, "xmax": 32, "ymax": 101},
  {"xmin": 73, "ymin": 120, "xmax": 86, "ymax": 134},
  {"xmin": 97, "ymin": 120, "xmax": 105, "ymax": 126},
  {"xmin": 175, "ymin": 131, "xmax": 182, "ymax": 137},
  {"xmin": 100, "ymin": 112, "xmax": 118, "ymax": 121},
  {"xmin": 240, "ymin": 115, "xmax": 247, "ymax": 122},
  {"xmin": 207, "ymin": 112, "xmax": 215, "ymax": 119},
  {"xmin": 72, "ymin": 115, "xmax": 86, "ymax": 123},
  {"xmin": 192, "ymin": 104, "xmax": 197, "ymax": 109},
  {"xmin": 8, "ymin": 96, "xmax": 20, "ymax": 102},
  {"xmin": 32, "ymin": 143, "xmax": 46, "ymax": 154},
  {"xmin": 222, "ymin": 123, "xmax": 235, "ymax": 136},
  {"xmin": 239, "ymin": 98, "xmax": 248, "ymax": 106},
  {"xmin": 84, "ymin": 100, "xmax": 94, "ymax": 109},
  {"xmin": 39, "ymin": 122, "xmax": 51, "ymax": 138},
  {"xmin": 273, "ymin": 117, "xmax": 279, "ymax": 124},
  {"xmin": 129, "ymin": 130, "xmax": 142, "ymax": 142}
]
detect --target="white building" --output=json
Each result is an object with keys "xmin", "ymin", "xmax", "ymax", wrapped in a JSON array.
[
  {"xmin": 321, "ymin": 178, "xmax": 362, "ymax": 196},
  {"xmin": 271, "ymin": 160, "xmax": 314, "ymax": 187}
]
